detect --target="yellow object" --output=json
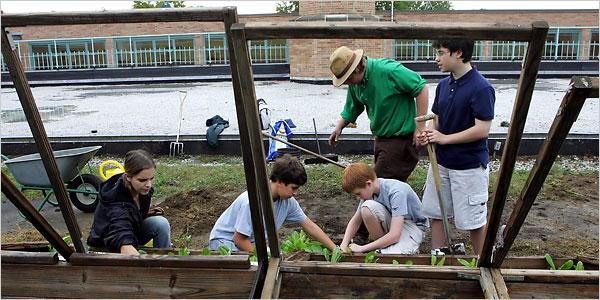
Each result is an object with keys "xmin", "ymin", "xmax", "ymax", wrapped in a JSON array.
[{"xmin": 99, "ymin": 160, "xmax": 125, "ymax": 181}]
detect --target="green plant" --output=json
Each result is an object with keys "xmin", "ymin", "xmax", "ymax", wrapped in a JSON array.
[
  {"xmin": 457, "ymin": 258, "xmax": 478, "ymax": 268},
  {"xmin": 392, "ymin": 259, "xmax": 399, "ymax": 265},
  {"xmin": 544, "ymin": 253, "xmax": 584, "ymax": 270},
  {"xmin": 218, "ymin": 245, "xmax": 232, "ymax": 256},
  {"xmin": 405, "ymin": 260, "xmax": 413, "ymax": 266},
  {"xmin": 138, "ymin": 249, "xmax": 147, "ymax": 255},
  {"xmin": 281, "ymin": 230, "xmax": 325, "ymax": 254},
  {"xmin": 48, "ymin": 234, "xmax": 72, "ymax": 253},
  {"xmin": 201, "ymin": 247, "xmax": 211, "ymax": 256},
  {"xmin": 178, "ymin": 247, "xmax": 190, "ymax": 256},
  {"xmin": 364, "ymin": 251, "xmax": 378, "ymax": 263},
  {"xmin": 431, "ymin": 255, "xmax": 446, "ymax": 267},
  {"xmin": 330, "ymin": 247, "xmax": 343, "ymax": 263}
]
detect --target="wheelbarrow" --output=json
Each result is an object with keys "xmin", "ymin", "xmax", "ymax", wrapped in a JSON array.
[{"xmin": 2, "ymin": 146, "xmax": 103, "ymax": 213}]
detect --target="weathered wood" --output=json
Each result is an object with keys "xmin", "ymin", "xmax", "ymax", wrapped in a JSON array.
[
  {"xmin": 261, "ymin": 257, "xmax": 281, "ymax": 299},
  {"xmin": 1, "ymin": 173, "xmax": 73, "ymax": 259},
  {"xmin": 490, "ymin": 268, "xmax": 510, "ymax": 299},
  {"xmin": 307, "ymin": 254, "xmax": 598, "ymax": 270},
  {"xmin": 480, "ymin": 21, "xmax": 549, "ymax": 267},
  {"xmin": 1, "ymin": 263, "xmax": 256, "ymax": 298},
  {"xmin": 1, "ymin": 28, "xmax": 85, "ymax": 255},
  {"xmin": 280, "ymin": 261, "xmax": 480, "ymax": 280},
  {"xmin": 69, "ymin": 252, "xmax": 251, "ymax": 269},
  {"xmin": 1, "ymin": 8, "xmax": 226, "ymax": 27},
  {"xmin": 480, "ymin": 267, "xmax": 500, "ymax": 299},
  {"xmin": 227, "ymin": 21, "xmax": 280, "ymax": 257},
  {"xmin": 506, "ymin": 282, "xmax": 598, "ymax": 299},
  {"xmin": 1, "ymin": 250, "xmax": 58, "ymax": 265},
  {"xmin": 492, "ymin": 76, "xmax": 597, "ymax": 267},
  {"xmin": 500, "ymin": 269, "xmax": 599, "ymax": 284},
  {"xmin": 279, "ymin": 272, "xmax": 484, "ymax": 298},
  {"xmin": 1, "ymin": 241, "xmax": 51, "ymax": 252},
  {"xmin": 241, "ymin": 21, "xmax": 534, "ymax": 41}
]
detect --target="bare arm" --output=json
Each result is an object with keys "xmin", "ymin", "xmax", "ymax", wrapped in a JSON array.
[
  {"xmin": 328, "ymin": 118, "xmax": 350, "ymax": 147},
  {"xmin": 413, "ymin": 85, "xmax": 429, "ymax": 146},
  {"xmin": 233, "ymin": 231, "xmax": 254, "ymax": 252},
  {"xmin": 300, "ymin": 218, "xmax": 336, "ymax": 251},
  {"xmin": 351, "ymin": 216, "xmax": 404, "ymax": 253},
  {"xmin": 340, "ymin": 211, "xmax": 362, "ymax": 251},
  {"xmin": 424, "ymin": 118, "xmax": 492, "ymax": 145}
]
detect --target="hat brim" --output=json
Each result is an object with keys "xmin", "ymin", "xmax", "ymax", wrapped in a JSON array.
[{"xmin": 332, "ymin": 49, "xmax": 364, "ymax": 87}]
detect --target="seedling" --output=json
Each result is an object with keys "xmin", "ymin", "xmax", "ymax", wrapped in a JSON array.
[
  {"xmin": 431, "ymin": 255, "xmax": 446, "ymax": 267},
  {"xmin": 201, "ymin": 247, "xmax": 211, "ymax": 256},
  {"xmin": 322, "ymin": 247, "xmax": 343, "ymax": 263},
  {"xmin": 544, "ymin": 253, "xmax": 583, "ymax": 270},
  {"xmin": 178, "ymin": 247, "xmax": 190, "ymax": 256},
  {"xmin": 364, "ymin": 251, "xmax": 378, "ymax": 263},
  {"xmin": 457, "ymin": 258, "xmax": 478, "ymax": 268},
  {"xmin": 138, "ymin": 249, "xmax": 147, "ymax": 255},
  {"xmin": 218, "ymin": 245, "xmax": 232, "ymax": 256},
  {"xmin": 48, "ymin": 234, "xmax": 72, "ymax": 253}
]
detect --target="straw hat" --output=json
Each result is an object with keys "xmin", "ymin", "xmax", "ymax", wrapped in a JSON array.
[{"xmin": 329, "ymin": 46, "xmax": 364, "ymax": 87}]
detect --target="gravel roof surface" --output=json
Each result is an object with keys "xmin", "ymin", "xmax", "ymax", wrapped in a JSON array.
[{"xmin": 1, "ymin": 78, "xmax": 598, "ymax": 137}]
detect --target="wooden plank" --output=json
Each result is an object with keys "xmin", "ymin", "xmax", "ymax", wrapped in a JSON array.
[
  {"xmin": 500, "ymin": 269, "xmax": 599, "ymax": 284},
  {"xmin": 1, "ymin": 28, "xmax": 85, "ymax": 254},
  {"xmin": 1, "ymin": 173, "xmax": 73, "ymax": 259},
  {"xmin": 307, "ymin": 254, "xmax": 598, "ymax": 270},
  {"xmin": 506, "ymin": 282, "xmax": 598, "ymax": 299},
  {"xmin": 227, "ymin": 21, "xmax": 280, "ymax": 257},
  {"xmin": 1, "ymin": 263, "xmax": 256, "ymax": 298},
  {"xmin": 241, "ymin": 21, "xmax": 534, "ymax": 41},
  {"xmin": 480, "ymin": 268, "xmax": 500, "ymax": 299},
  {"xmin": 261, "ymin": 257, "xmax": 281, "ymax": 299},
  {"xmin": 279, "ymin": 272, "xmax": 484, "ymax": 298},
  {"xmin": 1, "ymin": 7, "xmax": 226, "ymax": 27},
  {"xmin": 490, "ymin": 268, "xmax": 510, "ymax": 299},
  {"xmin": 491, "ymin": 76, "xmax": 597, "ymax": 267},
  {"xmin": 480, "ymin": 21, "xmax": 549, "ymax": 267},
  {"xmin": 1, "ymin": 250, "xmax": 58, "ymax": 265},
  {"xmin": 223, "ymin": 9, "xmax": 271, "ymax": 299},
  {"xmin": 280, "ymin": 261, "xmax": 480, "ymax": 280},
  {"xmin": 69, "ymin": 252, "xmax": 250, "ymax": 269},
  {"xmin": 1, "ymin": 241, "xmax": 51, "ymax": 252}
]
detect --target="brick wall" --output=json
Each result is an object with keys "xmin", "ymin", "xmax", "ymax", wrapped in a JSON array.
[{"xmin": 300, "ymin": 1, "xmax": 375, "ymax": 15}]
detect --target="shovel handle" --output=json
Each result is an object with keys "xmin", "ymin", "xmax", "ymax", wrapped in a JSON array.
[
  {"xmin": 312, "ymin": 118, "xmax": 322, "ymax": 155},
  {"xmin": 262, "ymin": 132, "xmax": 346, "ymax": 169}
]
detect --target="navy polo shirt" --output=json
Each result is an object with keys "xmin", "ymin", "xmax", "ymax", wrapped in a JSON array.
[{"xmin": 432, "ymin": 67, "xmax": 495, "ymax": 170}]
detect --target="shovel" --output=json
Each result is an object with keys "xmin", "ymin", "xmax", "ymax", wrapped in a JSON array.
[
  {"xmin": 305, "ymin": 118, "xmax": 339, "ymax": 165},
  {"xmin": 169, "ymin": 90, "xmax": 187, "ymax": 156}
]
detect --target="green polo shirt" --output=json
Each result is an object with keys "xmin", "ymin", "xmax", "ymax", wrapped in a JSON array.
[{"xmin": 340, "ymin": 58, "xmax": 426, "ymax": 137}]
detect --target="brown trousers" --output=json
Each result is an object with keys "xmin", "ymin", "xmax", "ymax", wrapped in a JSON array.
[{"xmin": 374, "ymin": 135, "xmax": 419, "ymax": 182}]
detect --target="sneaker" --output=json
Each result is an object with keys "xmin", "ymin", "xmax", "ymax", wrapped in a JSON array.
[{"xmin": 430, "ymin": 248, "xmax": 446, "ymax": 256}]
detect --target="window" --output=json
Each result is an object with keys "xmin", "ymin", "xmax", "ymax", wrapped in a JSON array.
[
  {"xmin": 544, "ymin": 28, "xmax": 581, "ymax": 60},
  {"xmin": 29, "ymin": 39, "xmax": 107, "ymax": 70},
  {"xmin": 203, "ymin": 33, "xmax": 228, "ymax": 64},
  {"xmin": 114, "ymin": 35, "xmax": 195, "ymax": 67},
  {"xmin": 590, "ymin": 29, "xmax": 599, "ymax": 60},
  {"xmin": 394, "ymin": 39, "xmax": 436, "ymax": 61},
  {"xmin": 248, "ymin": 39, "xmax": 288, "ymax": 63}
]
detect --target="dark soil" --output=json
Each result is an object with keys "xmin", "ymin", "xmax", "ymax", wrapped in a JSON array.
[{"xmin": 159, "ymin": 173, "xmax": 598, "ymax": 258}]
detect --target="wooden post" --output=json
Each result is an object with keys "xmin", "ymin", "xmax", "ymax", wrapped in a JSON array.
[
  {"xmin": 1, "ymin": 28, "xmax": 86, "ymax": 254},
  {"xmin": 480, "ymin": 267, "xmax": 500, "ymax": 299},
  {"xmin": 1, "ymin": 172, "xmax": 73, "ymax": 259},
  {"xmin": 491, "ymin": 76, "xmax": 598, "ymax": 267},
  {"xmin": 479, "ymin": 21, "xmax": 549, "ymax": 267},
  {"xmin": 261, "ymin": 257, "xmax": 281, "ymax": 299},
  {"xmin": 489, "ymin": 268, "xmax": 510, "ymax": 299}
]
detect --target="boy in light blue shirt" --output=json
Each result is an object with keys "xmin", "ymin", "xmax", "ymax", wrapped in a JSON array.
[
  {"xmin": 339, "ymin": 163, "xmax": 426, "ymax": 254},
  {"xmin": 209, "ymin": 154, "xmax": 336, "ymax": 252}
]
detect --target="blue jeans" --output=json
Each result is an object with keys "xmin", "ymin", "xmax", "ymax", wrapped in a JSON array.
[{"xmin": 139, "ymin": 216, "xmax": 171, "ymax": 248}]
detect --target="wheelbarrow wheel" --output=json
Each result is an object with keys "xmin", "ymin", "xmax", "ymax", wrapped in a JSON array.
[{"xmin": 67, "ymin": 174, "xmax": 102, "ymax": 213}]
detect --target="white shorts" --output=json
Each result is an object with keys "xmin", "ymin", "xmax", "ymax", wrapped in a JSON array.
[
  {"xmin": 421, "ymin": 164, "xmax": 489, "ymax": 230},
  {"xmin": 360, "ymin": 200, "xmax": 423, "ymax": 254}
]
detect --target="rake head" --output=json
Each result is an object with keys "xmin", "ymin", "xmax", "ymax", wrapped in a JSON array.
[{"xmin": 169, "ymin": 141, "xmax": 184, "ymax": 156}]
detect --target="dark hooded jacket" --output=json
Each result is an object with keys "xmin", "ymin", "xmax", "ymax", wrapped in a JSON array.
[{"xmin": 87, "ymin": 174, "xmax": 152, "ymax": 252}]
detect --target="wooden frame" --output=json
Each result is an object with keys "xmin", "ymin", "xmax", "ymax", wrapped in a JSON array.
[{"xmin": 1, "ymin": 7, "xmax": 276, "ymax": 298}]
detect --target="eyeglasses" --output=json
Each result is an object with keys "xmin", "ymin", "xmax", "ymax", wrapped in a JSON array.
[{"xmin": 436, "ymin": 50, "xmax": 450, "ymax": 57}]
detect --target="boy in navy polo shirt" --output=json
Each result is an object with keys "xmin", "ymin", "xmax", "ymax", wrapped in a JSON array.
[{"xmin": 418, "ymin": 39, "xmax": 495, "ymax": 256}]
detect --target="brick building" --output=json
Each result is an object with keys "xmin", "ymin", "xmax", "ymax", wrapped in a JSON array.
[{"xmin": 2, "ymin": 1, "xmax": 598, "ymax": 82}]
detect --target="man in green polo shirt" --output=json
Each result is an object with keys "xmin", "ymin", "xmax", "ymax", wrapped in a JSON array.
[{"xmin": 328, "ymin": 46, "xmax": 429, "ymax": 182}]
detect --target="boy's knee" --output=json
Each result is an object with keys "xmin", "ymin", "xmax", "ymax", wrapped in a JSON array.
[{"xmin": 360, "ymin": 206, "xmax": 376, "ymax": 221}]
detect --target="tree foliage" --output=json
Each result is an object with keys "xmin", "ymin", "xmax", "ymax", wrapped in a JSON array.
[
  {"xmin": 276, "ymin": 1, "xmax": 299, "ymax": 13},
  {"xmin": 375, "ymin": 1, "xmax": 452, "ymax": 11},
  {"xmin": 133, "ymin": 1, "xmax": 186, "ymax": 9}
]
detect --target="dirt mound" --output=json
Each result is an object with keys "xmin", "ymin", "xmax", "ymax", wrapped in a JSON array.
[{"xmin": 160, "ymin": 188, "xmax": 243, "ymax": 247}]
